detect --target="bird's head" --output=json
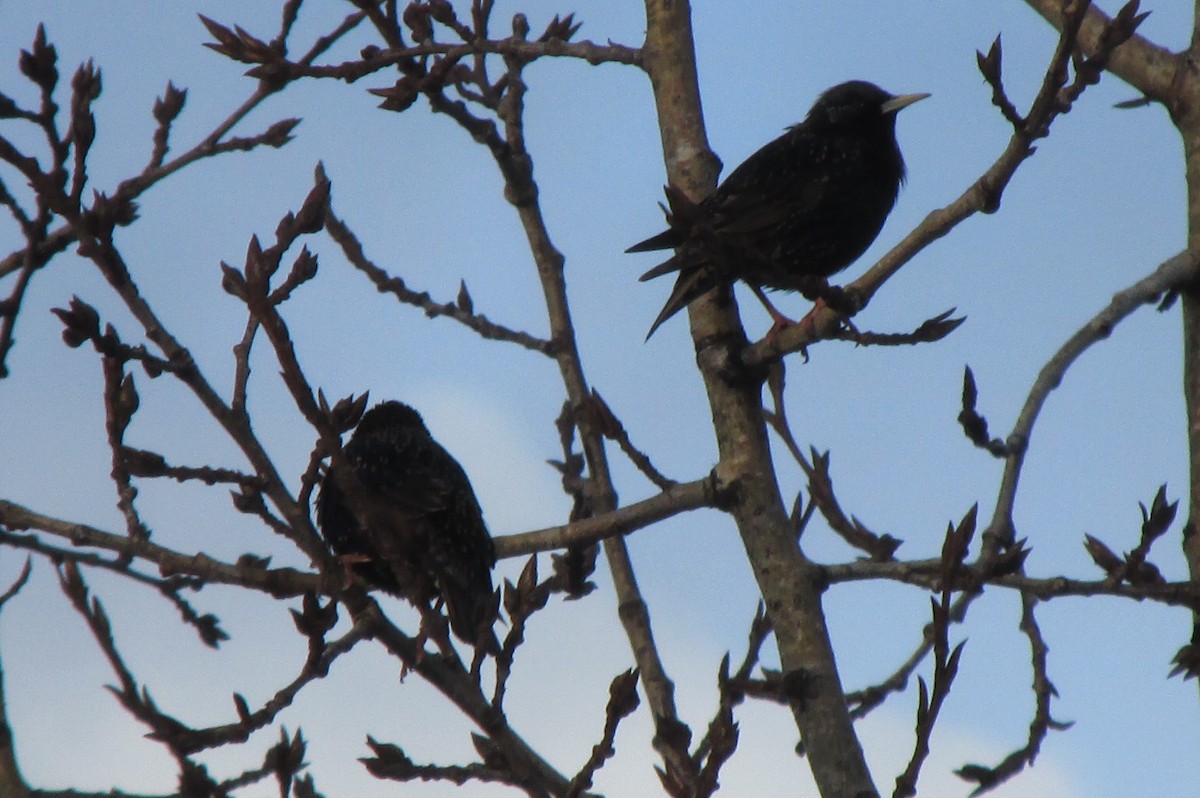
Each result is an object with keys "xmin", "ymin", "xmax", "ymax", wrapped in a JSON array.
[
  {"xmin": 809, "ymin": 80, "xmax": 929, "ymax": 131},
  {"xmin": 354, "ymin": 400, "xmax": 428, "ymax": 437}
]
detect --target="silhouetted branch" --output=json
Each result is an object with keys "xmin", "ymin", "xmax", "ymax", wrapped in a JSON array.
[
  {"xmin": 119, "ymin": 446, "xmax": 264, "ymax": 489},
  {"xmin": 893, "ymin": 517, "xmax": 972, "ymax": 797},
  {"xmin": 846, "ymin": 639, "xmax": 931, "ymax": 721},
  {"xmin": 691, "ymin": 604, "xmax": 770, "ymax": 795},
  {"xmin": 566, "ymin": 669, "xmax": 640, "ymax": 798},
  {"xmin": 958, "ymin": 366, "xmax": 1008, "ymax": 457},
  {"xmin": 0, "ymin": 561, "xmax": 32, "ymax": 798},
  {"xmin": 831, "ymin": 251, "xmax": 1198, "ymax": 742},
  {"xmin": 0, "ymin": 257, "xmax": 36, "ymax": 379},
  {"xmin": 101, "ymin": 354, "xmax": 151, "ymax": 546},
  {"xmin": 0, "ymin": 529, "xmax": 224, "ymax": 647},
  {"xmin": 180, "ymin": 615, "xmax": 369, "ymax": 754},
  {"xmin": 274, "ymin": 35, "xmax": 641, "ymax": 85},
  {"xmin": 763, "ymin": 368, "xmax": 902, "ymax": 559},
  {"xmin": 1083, "ymin": 484, "xmax": 1176, "ymax": 585},
  {"xmin": 0, "ymin": 19, "xmax": 309, "ymax": 386},
  {"xmin": 343, "ymin": 596, "xmax": 577, "ymax": 796},
  {"xmin": 588, "ymin": 390, "xmax": 679, "ymax": 490},
  {"xmin": 1169, "ymin": 621, "xmax": 1200, "ymax": 680},
  {"xmin": 892, "ymin": 596, "xmax": 965, "ymax": 798},
  {"xmin": 221, "ymin": 171, "xmax": 332, "ymax": 432},
  {"xmin": 1023, "ymin": 0, "xmax": 1170, "ymax": 103},
  {"xmin": 956, "ymin": 595, "xmax": 1070, "ymax": 795},
  {"xmin": 360, "ymin": 736, "xmax": 521, "ymax": 790},
  {"xmin": 57, "ymin": 562, "xmax": 203, "ymax": 759},
  {"xmin": 493, "ymin": 556, "xmax": 548, "ymax": 709},
  {"xmin": 822, "ymin": 557, "xmax": 1200, "ymax": 608},
  {"xmin": 828, "ymin": 307, "xmax": 966, "ymax": 349}
]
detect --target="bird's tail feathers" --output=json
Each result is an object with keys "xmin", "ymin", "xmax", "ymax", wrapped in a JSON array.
[
  {"xmin": 645, "ymin": 266, "xmax": 717, "ymax": 340},
  {"xmin": 626, "ymin": 228, "xmax": 680, "ymax": 253},
  {"xmin": 626, "ymin": 184, "xmax": 704, "ymax": 253},
  {"xmin": 443, "ymin": 579, "xmax": 501, "ymax": 650},
  {"xmin": 638, "ymin": 253, "xmax": 686, "ymax": 282}
]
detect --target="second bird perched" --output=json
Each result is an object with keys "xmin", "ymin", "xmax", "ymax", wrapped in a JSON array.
[
  {"xmin": 317, "ymin": 400, "xmax": 497, "ymax": 648},
  {"xmin": 628, "ymin": 80, "xmax": 928, "ymax": 339}
]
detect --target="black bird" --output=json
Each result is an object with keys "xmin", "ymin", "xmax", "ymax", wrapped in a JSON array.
[
  {"xmin": 628, "ymin": 80, "xmax": 928, "ymax": 339},
  {"xmin": 317, "ymin": 400, "xmax": 496, "ymax": 648}
]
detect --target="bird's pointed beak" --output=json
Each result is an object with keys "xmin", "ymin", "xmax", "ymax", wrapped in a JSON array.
[{"xmin": 881, "ymin": 92, "xmax": 930, "ymax": 114}]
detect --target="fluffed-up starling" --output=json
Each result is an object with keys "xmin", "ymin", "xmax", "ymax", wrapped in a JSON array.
[
  {"xmin": 317, "ymin": 400, "xmax": 497, "ymax": 647},
  {"xmin": 628, "ymin": 80, "xmax": 928, "ymax": 339}
]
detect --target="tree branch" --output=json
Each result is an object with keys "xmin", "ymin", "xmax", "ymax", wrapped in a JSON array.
[
  {"xmin": 985, "ymin": 250, "xmax": 1197, "ymax": 551},
  {"xmin": 323, "ymin": 208, "xmax": 554, "ymax": 354},
  {"xmin": 1023, "ymin": 0, "xmax": 1177, "ymax": 102},
  {"xmin": 495, "ymin": 476, "xmax": 717, "ymax": 558},
  {"xmin": 641, "ymin": 1, "xmax": 878, "ymax": 795},
  {"xmin": 0, "ymin": 562, "xmax": 32, "ymax": 798},
  {"xmin": 0, "ymin": 499, "xmax": 318, "ymax": 597}
]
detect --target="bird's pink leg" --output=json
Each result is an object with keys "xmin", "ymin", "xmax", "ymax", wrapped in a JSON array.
[
  {"xmin": 749, "ymin": 284, "xmax": 799, "ymax": 344},
  {"xmin": 794, "ymin": 298, "xmax": 827, "ymax": 338},
  {"xmin": 795, "ymin": 297, "xmax": 861, "ymax": 341}
]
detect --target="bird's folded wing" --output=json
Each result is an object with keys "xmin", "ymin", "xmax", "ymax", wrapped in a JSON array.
[
  {"xmin": 349, "ymin": 437, "xmax": 459, "ymax": 515},
  {"xmin": 708, "ymin": 177, "xmax": 827, "ymax": 236}
]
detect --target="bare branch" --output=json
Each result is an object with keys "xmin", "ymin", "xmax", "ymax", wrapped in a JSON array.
[
  {"xmin": 324, "ymin": 209, "xmax": 554, "ymax": 354},
  {"xmin": 985, "ymin": 251, "xmax": 1197, "ymax": 553},
  {"xmin": 822, "ymin": 558, "xmax": 1200, "ymax": 608},
  {"xmin": 763, "ymin": 373, "xmax": 902, "ymax": 560},
  {"xmin": 278, "ymin": 36, "xmax": 641, "ymax": 84},
  {"xmin": 588, "ymin": 390, "xmax": 679, "ymax": 491},
  {"xmin": 566, "ymin": 670, "xmax": 640, "ymax": 798},
  {"xmin": 958, "ymin": 366, "xmax": 1009, "ymax": 458},
  {"xmin": 0, "ymin": 499, "xmax": 318, "ymax": 597},
  {"xmin": 1023, "ymin": 0, "xmax": 1176, "ymax": 102},
  {"xmin": 827, "ymin": 308, "xmax": 966, "ymax": 349},
  {"xmin": 495, "ymin": 477, "xmax": 716, "ymax": 558},
  {"xmin": 955, "ymin": 596, "xmax": 1070, "ymax": 795},
  {"xmin": 893, "ymin": 598, "xmax": 965, "ymax": 797},
  {"xmin": 0, "ymin": 561, "xmax": 33, "ymax": 796}
]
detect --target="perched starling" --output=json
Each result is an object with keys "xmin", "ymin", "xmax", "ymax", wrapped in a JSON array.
[
  {"xmin": 628, "ymin": 80, "xmax": 928, "ymax": 338},
  {"xmin": 317, "ymin": 400, "xmax": 496, "ymax": 647}
]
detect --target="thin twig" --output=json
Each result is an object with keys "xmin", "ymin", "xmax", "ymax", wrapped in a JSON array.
[
  {"xmin": 955, "ymin": 595, "xmax": 1069, "ymax": 795},
  {"xmin": 822, "ymin": 557, "xmax": 1200, "ymax": 608},
  {"xmin": 0, "ymin": 561, "xmax": 32, "ymax": 798},
  {"xmin": 282, "ymin": 36, "xmax": 641, "ymax": 83},
  {"xmin": 324, "ymin": 209, "xmax": 554, "ymax": 354}
]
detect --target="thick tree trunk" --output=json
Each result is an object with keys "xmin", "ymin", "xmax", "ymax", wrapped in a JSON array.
[{"xmin": 640, "ymin": 3, "xmax": 879, "ymax": 796}]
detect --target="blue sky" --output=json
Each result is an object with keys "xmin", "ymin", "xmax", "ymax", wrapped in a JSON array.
[{"xmin": 0, "ymin": 1, "xmax": 1195, "ymax": 796}]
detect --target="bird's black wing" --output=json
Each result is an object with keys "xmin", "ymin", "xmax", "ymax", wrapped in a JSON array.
[
  {"xmin": 316, "ymin": 458, "xmax": 408, "ymax": 593},
  {"xmin": 703, "ymin": 127, "xmax": 828, "ymax": 238},
  {"xmin": 409, "ymin": 443, "xmax": 497, "ymax": 645},
  {"xmin": 346, "ymin": 428, "xmax": 458, "ymax": 517}
]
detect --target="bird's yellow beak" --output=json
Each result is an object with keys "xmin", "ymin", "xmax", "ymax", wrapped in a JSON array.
[{"xmin": 881, "ymin": 92, "xmax": 930, "ymax": 114}]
